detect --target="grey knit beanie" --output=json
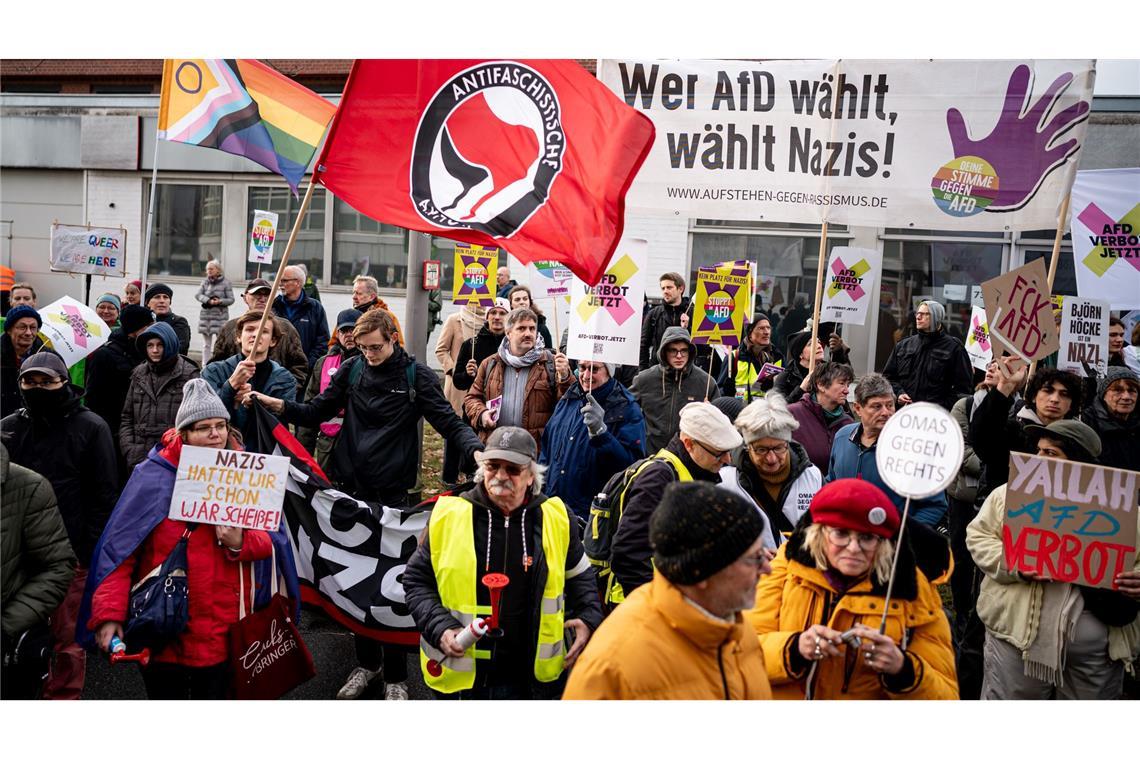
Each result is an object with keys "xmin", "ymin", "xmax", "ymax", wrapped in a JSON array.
[
  {"xmin": 1099, "ymin": 366, "xmax": 1139, "ymax": 399},
  {"xmin": 734, "ymin": 393, "xmax": 800, "ymax": 443},
  {"xmin": 175, "ymin": 378, "xmax": 230, "ymax": 431},
  {"xmin": 651, "ymin": 482, "xmax": 765, "ymax": 585}
]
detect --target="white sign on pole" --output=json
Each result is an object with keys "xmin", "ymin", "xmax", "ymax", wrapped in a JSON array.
[
  {"xmin": 36, "ymin": 295, "xmax": 110, "ymax": 367},
  {"xmin": 527, "ymin": 260, "xmax": 574, "ymax": 299},
  {"xmin": 567, "ymin": 238, "xmax": 647, "ymax": 367},
  {"xmin": 875, "ymin": 403, "xmax": 964, "ymax": 499},
  {"xmin": 248, "ymin": 210, "xmax": 279, "ymax": 264},
  {"xmin": 1071, "ymin": 168, "xmax": 1140, "ymax": 309},
  {"xmin": 1057, "ymin": 296, "xmax": 1110, "ymax": 376},
  {"xmin": 819, "ymin": 246, "xmax": 882, "ymax": 325},
  {"xmin": 964, "ymin": 305, "xmax": 993, "ymax": 371},
  {"xmin": 169, "ymin": 446, "xmax": 290, "ymax": 532},
  {"xmin": 599, "ymin": 59, "xmax": 1093, "ymax": 231},
  {"xmin": 49, "ymin": 223, "xmax": 127, "ymax": 277}
]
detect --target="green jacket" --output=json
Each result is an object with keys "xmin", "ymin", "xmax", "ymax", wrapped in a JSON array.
[{"xmin": 1, "ymin": 444, "xmax": 76, "ymax": 639}]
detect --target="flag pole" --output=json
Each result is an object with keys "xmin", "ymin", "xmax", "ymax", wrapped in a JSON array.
[
  {"xmin": 808, "ymin": 222, "xmax": 829, "ymax": 377},
  {"xmin": 140, "ymin": 128, "xmax": 161, "ymax": 296},
  {"xmin": 250, "ymin": 179, "xmax": 318, "ymax": 353},
  {"xmin": 1027, "ymin": 193, "xmax": 1071, "ymax": 381}
]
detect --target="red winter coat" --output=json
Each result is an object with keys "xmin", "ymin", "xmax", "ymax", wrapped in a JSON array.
[{"xmin": 88, "ymin": 435, "xmax": 273, "ymax": 667}]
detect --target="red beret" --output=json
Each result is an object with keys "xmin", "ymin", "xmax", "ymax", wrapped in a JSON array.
[{"xmin": 809, "ymin": 479, "xmax": 900, "ymax": 539}]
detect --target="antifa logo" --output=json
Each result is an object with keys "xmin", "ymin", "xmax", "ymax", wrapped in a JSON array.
[{"xmin": 410, "ymin": 61, "xmax": 565, "ymax": 238}]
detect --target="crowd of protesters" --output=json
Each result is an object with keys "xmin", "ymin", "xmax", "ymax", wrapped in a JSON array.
[{"xmin": 2, "ymin": 267, "xmax": 1138, "ymax": 703}]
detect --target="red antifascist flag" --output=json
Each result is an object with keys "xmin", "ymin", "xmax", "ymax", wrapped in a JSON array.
[{"xmin": 315, "ymin": 60, "xmax": 655, "ymax": 286}]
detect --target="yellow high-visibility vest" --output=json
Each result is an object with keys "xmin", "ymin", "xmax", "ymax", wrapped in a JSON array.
[
  {"xmin": 605, "ymin": 449, "xmax": 693, "ymax": 605},
  {"xmin": 419, "ymin": 494, "xmax": 571, "ymax": 693}
]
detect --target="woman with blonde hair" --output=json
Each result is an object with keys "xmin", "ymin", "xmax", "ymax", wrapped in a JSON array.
[
  {"xmin": 195, "ymin": 259, "xmax": 234, "ymax": 363},
  {"xmin": 746, "ymin": 478, "xmax": 958, "ymax": 699}
]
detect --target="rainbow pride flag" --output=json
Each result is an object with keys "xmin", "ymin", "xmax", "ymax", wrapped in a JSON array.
[{"xmin": 158, "ymin": 59, "xmax": 337, "ymax": 193}]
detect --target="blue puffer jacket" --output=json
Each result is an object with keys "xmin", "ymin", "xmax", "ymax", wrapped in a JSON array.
[
  {"xmin": 539, "ymin": 378, "xmax": 646, "ymax": 520},
  {"xmin": 824, "ymin": 422, "xmax": 947, "ymax": 527}
]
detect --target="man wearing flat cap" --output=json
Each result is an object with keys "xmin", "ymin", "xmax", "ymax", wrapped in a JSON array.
[
  {"xmin": 606, "ymin": 402, "xmax": 743, "ymax": 606},
  {"xmin": 403, "ymin": 426, "xmax": 603, "ymax": 699},
  {"xmin": 564, "ymin": 481, "xmax": 773, "ymax": 699}
]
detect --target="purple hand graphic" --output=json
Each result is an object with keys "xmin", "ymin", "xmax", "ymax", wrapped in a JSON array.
[{"xmin": 946, "ymin": 64, "xmax": 1089, "ymax": 211}]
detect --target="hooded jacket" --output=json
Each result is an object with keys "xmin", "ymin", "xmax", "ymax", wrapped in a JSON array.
[
  {"xmin": 80, "ymin": 432, "xmax": 299, "ymax": 666},
  {"xmin": 539, "ymin": 377, "xmax": 646, "ymax": 519},
  {"xmin": 1, "ymin": 444, "xmax": 77, "ymax": 640},
  {"xmin": 824, "ymin": 422, "xmax": 948, "ymax": 527},
  {"xmin": 882, "ymin": 320, "xmax": 973, "ymax": 411},
  {"xmin": 155, "ymin": 311, "xmax": 192, "ymax": 356},
  {"xmin": 435, "ymin": 307, "xmax": 486, "ymax": 413},
  {"xmin": 745, "ymin": 511, "xmax": 958, "ymax": 700},
  {"xmin": 640, "ymin": 296, "xmax": 691, "ymax": 370},
  {"xmin": 1081, "ymin": 397, "xmax": 1140, "ymax": 473},
  {"xmin": 787, "ymin": 394, "xmax": 853, "ymax": 476},
  {"xmin": 463, "ymin": 345, "xmax": 573, "ymax": 450},
  {"xmin": 84, "ymin": 327, "xmax": 145, "ymax": 443},
  {"xmin": 610, "ymin": 437, "xmax": 720, "ymax": 598},
  {"xmin": 1, "ymin": 384, "xmax": 118, "ymax": 565},
  {"xmin": 403, "ymin": 484, "xmax": 603, "ymax": 693},
  {"xmin": 282, "ymin": 346, "xmax": 483, "ymax": 502},
  {"xmin": 630, "ymin": 326, "xmax": 721, "ymax": 454},
  {"xmin": 450, "ymin": 323, "xmax": 506, "ymax": 392},
  {"xmin": 119, "ymin": 321, "xmax": 201, "ymax": 468},
  {"xmin": 563, "ymin": 570, "xmax": 773, "ymax": 699},
  {"xmin": 272, "ymin": 290, "xmax": 330, "ymax": 368}
]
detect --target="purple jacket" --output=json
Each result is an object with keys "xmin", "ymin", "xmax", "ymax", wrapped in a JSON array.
[{"xmin": 787, "ymin": 394, "xmax": 852, "ymax": 477}]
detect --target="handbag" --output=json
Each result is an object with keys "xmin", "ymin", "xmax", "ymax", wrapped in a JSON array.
[
  {"xmin": 123, "ymin": 524, "xmax": 198, "ymax": 653},
  {"xmin": 228, "ymin": 545, "xmax": 314, "ymax": 700}
]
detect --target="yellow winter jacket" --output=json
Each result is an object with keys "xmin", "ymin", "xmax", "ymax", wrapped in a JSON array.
[
  {"xmin": 966, "ymin": 484, "xmax": 1140, "ymax": 670},
  {"xmin": 563, "ymin": 571, "xmax": 773, "ymax": 700},
  {"xmin": 746, "ymin": 515, "xmax": 959, "ymax": 700}
]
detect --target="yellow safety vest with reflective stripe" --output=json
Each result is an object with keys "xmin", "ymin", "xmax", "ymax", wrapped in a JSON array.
[
  {"xmin": 419, "ymin": 495, "xmax": 571, "ymax": 693},
  {"xmin": 605, "ymin": 449, "xmax": 693, "ymax": 606}
]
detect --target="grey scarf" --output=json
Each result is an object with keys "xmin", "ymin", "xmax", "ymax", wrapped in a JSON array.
[
  {"xmin": 1023, "ymin": 581, "xmax": 1084, "ymax": 687},
  {"xmin": 498, "ymin": 338, "xmax": 544, "ymax": 369}
]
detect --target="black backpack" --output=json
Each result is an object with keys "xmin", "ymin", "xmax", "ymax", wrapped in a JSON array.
[{"xmin": 582, "ymin": 454, "xmax": 680, "ymax": 582}]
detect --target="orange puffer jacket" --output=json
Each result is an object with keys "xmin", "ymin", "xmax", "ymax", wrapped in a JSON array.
[
  {"xmin": 745, "ymin": 514, "xmax": 958, "ymax": 700},
  {"xmin": 563, "ymin": 571, "xmax": 773, "ymax": 700}
]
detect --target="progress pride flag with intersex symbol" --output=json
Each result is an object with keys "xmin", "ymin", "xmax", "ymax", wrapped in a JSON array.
[{"xmin": 315, "ymin": 60, "xmax": 655, "ymax": 286}]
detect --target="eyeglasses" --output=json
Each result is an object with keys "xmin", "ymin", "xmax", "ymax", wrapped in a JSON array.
[
  {"xmin": 188, "ymin": 421, "xmax": 228, "ymax": 435},
  {"xmin": 748, "ymin": 442, "xmax": 788, "ymax": 457},
  {"xmin": 358, "ymin": 343, "xmax": 389, "ymax": 354},
  {"xmin": 280, "ymin": 277, "xmax": 301, "ymax": 283},
  {"xmin": 19, "ymin": 376, "xmax": 63, "ymax": 389},
  {"xmin": 10, "ymin": 323, "xmax": 39, "ymax": 333},
  {"xmin": 665, "ymin": 347, "xmax": 689, "ymax": 356},
  {"xmin": 738, "ymin": 554, "xmax": 769, "ymax": 569},
  {"xmin": 578, "ymin": 364, "xmax": 607, "ymax": 374},
  {"xmin": 482, "ymin": 460, "xmax": 525, "ymax": 477},
  {"xmin": 694, "ymin": 440, "xmax": 731, "ymax": 460},
  {"xmin": 824, "ymin": 527, "xmax": 883, "ymax": 550}
]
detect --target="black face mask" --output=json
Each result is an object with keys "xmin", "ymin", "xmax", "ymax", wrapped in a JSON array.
[{"xmin": 20, "ymin": 385, "xmax": 71, "ymax": 416}]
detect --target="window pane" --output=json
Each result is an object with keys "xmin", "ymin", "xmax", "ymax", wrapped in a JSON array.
[
  {"xmin": 331, "ymin": 197, "xmax": 408, "ymax": 288},
  {"xmin": 1025, "ymin": 248, "xmax": 1077, "ymax": 297},
  {"xmin": 875, "ymin": 240, "xmax": 1004, "ymax": 370},
  {"xmin": 243, "ymin": 187, "xmax": 326, "ymax": 282},
  {"xmin": 147, "ymin": 184, "xmax": 223, "ymax": 278}
]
